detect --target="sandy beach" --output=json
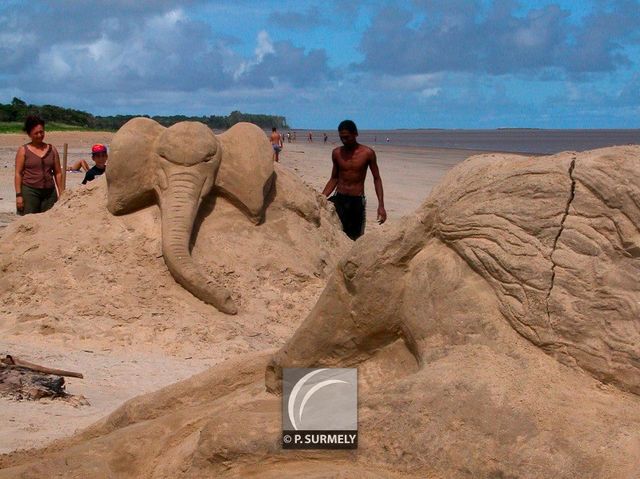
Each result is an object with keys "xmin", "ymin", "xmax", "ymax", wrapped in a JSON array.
[
  {"xmin": 0, "ymin": 130, "xmax": 485, "ymax": 455},
  {"xmin": 281, "ymin": 139, "xmax": 490, "ymax": 229},
  {"xmin": 0, "ymin": 132, "xmax": 113, "ymax": 233},
  {"xmin": 0, "ymin": 131, "xmax": 485, "ymax": 234},
  {"xmin": 1, "ymin": 128, "xmax": 640, "ymax": 478}
]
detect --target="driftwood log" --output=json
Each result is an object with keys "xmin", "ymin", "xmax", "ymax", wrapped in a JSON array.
[
  {"xmin": 1, "ymin": 355, "xmax": 83, "ymax": 378},
  {"xmin": 0, "ymin": 355, "xmax": 85, "ymax": 402}
]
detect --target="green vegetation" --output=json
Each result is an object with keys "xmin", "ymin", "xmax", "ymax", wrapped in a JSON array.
[
  {"xmin": 0, "ymin": 122, "xmax": 23, "ymax": 133},
  {"xmin": 0, "ymin": 121, "xmax": 87, "ymax": 133},
  {"xmin": 0, "ymin": 97, "xmax": 290, "ymax": 132}
]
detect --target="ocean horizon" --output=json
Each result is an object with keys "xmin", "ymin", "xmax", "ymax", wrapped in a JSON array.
[{"xmin": 287, "ymin": 128, "xmax": 640, "ymax": 155}]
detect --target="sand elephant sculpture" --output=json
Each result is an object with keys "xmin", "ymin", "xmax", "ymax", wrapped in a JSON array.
[
  {"xmin": 106, "ymin": 118, "xmax": 274, "ymax": 315},
  {"xmin": 267, "ymin": 146, "xmax": 640, "ymax": 396},
  {"xmin": 3, "ymin": 147, "xmax": 640, "ymax": 477}
]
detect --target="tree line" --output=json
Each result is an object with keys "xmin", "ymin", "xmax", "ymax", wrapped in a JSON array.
[{"xmin": 0, "ymin": 97, "xmax": 289, "ymax": 131}]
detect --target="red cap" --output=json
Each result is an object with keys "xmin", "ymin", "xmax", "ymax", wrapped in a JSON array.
[{"xmin": 91, "ymin": 144, "xmax": 107, "ymax": 154}]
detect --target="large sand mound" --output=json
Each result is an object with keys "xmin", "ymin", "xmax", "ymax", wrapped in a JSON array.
[
  {"xmin": 2, "ymin": 146, "xmax": 640, "ymax": 478},
  {"xmin": 0, "ymin": 162, "xmax": 350, "ymax": 358}
]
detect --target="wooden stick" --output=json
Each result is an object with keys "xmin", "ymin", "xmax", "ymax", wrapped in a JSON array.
[
  {"xmin": 53, "ymin": 175, "xmax": 60, "ymax": 199},
  {"xmin": 2, "ymin": 355, "xmax": 83, "ymax": 379},
  {"xmin": 62, "ymin": 143, "xmax": 68, "ymax": 189}
]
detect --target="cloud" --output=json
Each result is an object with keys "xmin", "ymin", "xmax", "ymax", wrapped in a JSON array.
[
  {"xmin": 235, "ymin": 32, "xmax": 335, "ymax": 88},
  {"xmin": 14, "ymin": 8, "xmax": 233, "ymax": 95},
  {"xmin": 357, "ymin": 0, "xmax": 640, "ymax": 77},
  {"xmin": 0, "ymin": 0, "xmax": 337, "ymax": 112},
  {"xmin": 617, "ymin": 73, "xmax": 640, "ymax": 105},
  {"xmin": 233, "ymin": 30, "xmax": 275, "ymax": 80},
  {"xmin": 268, "ymin": 6, "xmax": 326, "ymax": 30},
  {"xmin": 0, "ymin": 8, "xmax": 39, "ymax": 70},
  {"xmin": 0, "ymin": 0, "xmax": 635, "ymax": 127},
  {"xmin": 374, "ymin": 73, "xmax": 442, "ymax": 92}
]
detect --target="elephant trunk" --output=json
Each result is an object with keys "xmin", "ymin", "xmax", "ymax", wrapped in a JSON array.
[{"xmin": 159, "ymin": 167, "xmax": 237, "ymax": 315}]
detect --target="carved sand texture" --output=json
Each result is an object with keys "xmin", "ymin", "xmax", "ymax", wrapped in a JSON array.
[
  {"xmin": 107, "ymin": 119, "xmax": 275, "ymax": 314},
  {"xmin": 0, "ymin": 160, "xmax": 350, "ymax": 359},
  {"xmin": 3, "ymin": 146, "xmax": 640, "ymax": 478}
]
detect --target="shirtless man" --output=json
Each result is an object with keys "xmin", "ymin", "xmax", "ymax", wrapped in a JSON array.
[
  {"xmin": 322, "ymin": 120, "xmax": 386, "ymax": 240},
  {"xmin": 270, "ymin": 127, "xmax": 283, "ymax": 162}
]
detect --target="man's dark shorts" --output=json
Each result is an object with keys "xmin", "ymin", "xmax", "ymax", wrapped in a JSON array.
[{"xmin": 329, "ymin": 193, "xmax": 366, "ymax": 240}]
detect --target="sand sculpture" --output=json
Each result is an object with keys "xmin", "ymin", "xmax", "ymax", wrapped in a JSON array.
[
  {"xmin": 2, "ymin": 146, "xmax": 640, "ymax": 477},
  {"xmin": 106, "ymin": 118, "xmax": 275, "ymax": 315},
  {"xmin": 268, "ymin": 146, "xmax": 640, "ymax": 395},
  {"xmin": 0, "ymin": 123, "xmax": 349, "ymax": 368}
]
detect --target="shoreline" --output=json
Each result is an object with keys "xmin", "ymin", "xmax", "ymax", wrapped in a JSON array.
[{"xmin": 288, "ymin": 128, "xmax": 640, "ymax": 155}]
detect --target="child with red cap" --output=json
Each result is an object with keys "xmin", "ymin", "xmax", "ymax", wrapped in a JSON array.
[{"xmin": 82, "ymin": 144, "xmax": 108, "ymax": 184}]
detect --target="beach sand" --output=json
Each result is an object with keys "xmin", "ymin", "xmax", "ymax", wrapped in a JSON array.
[
  {"xmin": 0, "ymin": 131, "xmax": 486, "ymax": 234},
  {"xmin": 0, "ymin": 130, "xmax": 485, "ymax": 455},
  {"xmin": 0, "ymin": 132, "xmax": 113, "ymax": 233},
  {"xmin": 276, "ymin": 139, "xmax": 489, "ymax": 229}
]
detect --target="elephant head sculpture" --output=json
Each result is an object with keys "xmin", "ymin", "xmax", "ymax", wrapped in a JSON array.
[
  {"xmin": 267, "ymin": 146, "xmax": 640, "ymax": 397},
  {"xmin": 106, "ymin": 118, "xmax": 274, "ymax": 315}
]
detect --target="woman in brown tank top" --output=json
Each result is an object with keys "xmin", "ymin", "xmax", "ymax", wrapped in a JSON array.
[{"xmin": 14, "ymin": 115, "xmax": 64, "ymax": 215}]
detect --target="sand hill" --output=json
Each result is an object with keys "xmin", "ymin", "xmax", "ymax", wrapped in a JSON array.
[
  {"xmin": 2, "ymin": 146, "xmax": 640, "ymax": 478},
  {"xmin": 0, "ymin": 148, "xmax": 350, "ymax": 453},
  {"xmin": 0, "ymin": 164, "xmax": 349, "ymax": 356}
]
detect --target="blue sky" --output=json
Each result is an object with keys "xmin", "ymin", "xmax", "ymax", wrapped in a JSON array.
[{"xmin": 0, "ymin": 0, "xmax": 638, "ymax": 128}]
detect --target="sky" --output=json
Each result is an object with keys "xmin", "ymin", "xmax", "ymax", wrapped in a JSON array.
[{"xmin": 0, "ymin": 0, "xmax": 639, "ymax": 129}]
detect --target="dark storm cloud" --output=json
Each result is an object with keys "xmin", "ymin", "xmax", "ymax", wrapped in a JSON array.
[{"xmin": 358, "ymin": 0, "xmax": 640, "ymax": 76}]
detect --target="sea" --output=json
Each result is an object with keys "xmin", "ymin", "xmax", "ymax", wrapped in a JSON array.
[{"xmin": 293, "ymin": 129, "xmax": 640, "ymax": 155}]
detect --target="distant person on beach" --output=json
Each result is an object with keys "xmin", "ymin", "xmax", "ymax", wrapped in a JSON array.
[
  {"xmin": 323, "ymin": 133, "xmax": 328, "ymax": 143},
  {"xmin": 14, "ymin": 115, "xmax": 64, "ymax": 215},
  {"xmin": 322, "ymin": 119, "xmax": 386, "ymax": 240},
  {"xmin": 270, "ymin": 127, "xmax": 283, "ymax": 162},
  {"xmin": 82, "ymin": 144, "xmax": 108, "ymax": 184},
  {"xmin": 292, "ymin": 131, "xmax": 297, "ymax": 142},
  {"xmin": 287, "ymin": 131, "xmax": 291, "ymax": 143},
  {"xmin": 308, "ymin": 132, "xmax": 313, "ymax": 142}
]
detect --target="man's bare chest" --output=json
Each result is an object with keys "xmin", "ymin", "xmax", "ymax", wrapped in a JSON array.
[{"xmin": 336, "ymin": 154, "xmax": 369, "ymax": 172}]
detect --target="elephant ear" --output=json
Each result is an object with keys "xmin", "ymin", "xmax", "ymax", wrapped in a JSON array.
[
  {"xmin": 216, "ymin": 122, "xmax": 275, "ymax": 224},
  {"xmin": 107, "ymin": 117, "xmax": 165, "ymax": 215}
]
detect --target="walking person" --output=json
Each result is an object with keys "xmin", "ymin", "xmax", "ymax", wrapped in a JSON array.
[
  {"xmin": 270, "ymin": 127, "xmax": 283, "ymax": 162},
  {"xmin": 322, "ymin": 120, "xmax": 386, "ymax": 240}
]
